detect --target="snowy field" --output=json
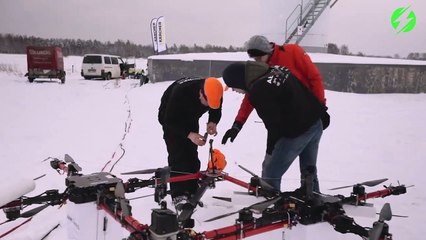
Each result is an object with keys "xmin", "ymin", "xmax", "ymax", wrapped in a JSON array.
[{"xmin": 0, "ymin": 53, "xmax": 425, "ymax": 239}]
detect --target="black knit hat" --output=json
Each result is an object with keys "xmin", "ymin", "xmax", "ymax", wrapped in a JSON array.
[{"xmin": 222, "ymin": 63, "xmax": 247, "ymax": 90}]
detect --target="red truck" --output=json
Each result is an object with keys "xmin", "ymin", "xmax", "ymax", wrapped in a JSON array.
[{"xmin": 26, "ymin": 46, "xmax": 66, "ymax": 84}]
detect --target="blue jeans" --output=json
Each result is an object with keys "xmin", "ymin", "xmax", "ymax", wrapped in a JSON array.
[{"xmin": 261, "ymin": 119, "xmax": 323, "ymax": 192}]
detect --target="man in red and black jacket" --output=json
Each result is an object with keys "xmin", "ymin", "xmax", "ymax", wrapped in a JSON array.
[
  {"xmin": 222, "ymin": 61, "xmax": 325, "ymax": 192},
  {"xmin": 222, "ymin": 35, "xmax": 329, "ymax": 145},
  {"xmin": 158, "ymin": 77, "xmax": 223, "ymax": 205}
]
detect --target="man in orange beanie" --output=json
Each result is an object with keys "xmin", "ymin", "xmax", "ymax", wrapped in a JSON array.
[{"xmin": 158, "ymin": 77, "xmax": 224, "ymax": 208}]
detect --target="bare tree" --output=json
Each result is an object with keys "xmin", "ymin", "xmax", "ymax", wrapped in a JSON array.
[
  {"xmin": 327, "ymin": 43, "xmax": 340, "ymax": 54},
  {"xmin": 340, "ymin": 44, "xmax": 350, "ymax": 55}
]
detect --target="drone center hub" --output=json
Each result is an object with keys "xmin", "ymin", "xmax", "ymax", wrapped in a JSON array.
[{"xmin": 66, "ymin": 172, "xmax": 123, "ymax": 204}]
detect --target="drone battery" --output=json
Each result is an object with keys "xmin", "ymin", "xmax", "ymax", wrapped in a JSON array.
[
  {"xmin": 66, "ymin": 172, "xmax": 122, "ymax": 204},
  {"xmin": 149, "ymin": 208, "xmax": 178, "ymax": 238}
]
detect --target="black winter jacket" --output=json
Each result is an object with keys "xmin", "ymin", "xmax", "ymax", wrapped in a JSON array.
[
  {"xmin": 158, "ymin": 77, "xmax": 222, "ymax": 138},
  {"xmin": 245, "ymin": 62, "xmax": 324, "ymax": 154}
]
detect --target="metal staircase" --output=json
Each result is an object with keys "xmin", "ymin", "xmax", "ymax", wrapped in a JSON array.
[{"xmin": 285, "ymin": 0, "xmax": 331, "ymax": 44}]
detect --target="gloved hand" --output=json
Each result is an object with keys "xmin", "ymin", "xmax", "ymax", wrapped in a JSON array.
[
  {"xmin": 221, "ymin": 122, "xmax": 243, "ymax": 144},
  {"xmin": 321, "ymin": 106, "xmax": 330, "ymax": 130}
]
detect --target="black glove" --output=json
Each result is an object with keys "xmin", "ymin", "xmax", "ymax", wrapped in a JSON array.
[
  {"xmin": 321, "ymin": 106, "xmax": 330, "ymax": 130},
  {"xmin": 221, "ymin": 122, "xmax": 243, "ymax": 144}
]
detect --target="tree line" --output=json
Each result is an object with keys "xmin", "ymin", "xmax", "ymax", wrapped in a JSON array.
[
  {"xmin": 0, "ymin": 34, "xmax": 244, "ymax": 58},
  {"xmin": 327, "ymin": 43, "xmax": 426, "ymax": 60},
  {"xmin": 2, "ymin": 34, "xmax": 424, "ymax": 60}
]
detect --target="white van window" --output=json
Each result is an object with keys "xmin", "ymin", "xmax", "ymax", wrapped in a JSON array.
[
  {"xmin": 104, "ymin": 56, "xmax": 111, "ymax": 64},
  {"xmin": 83, "ymin": 55, "xmax": 102, "ymax": 64},
  {"xmin": 111, "ymin": 57, "xmax": 119, "ymax": 65}
]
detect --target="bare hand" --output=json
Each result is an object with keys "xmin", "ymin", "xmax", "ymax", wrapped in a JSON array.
[
  {"xmin": 188, "ymin": 132, "xmax": 207, "ymax": 146},
  {"xmin": 207, "ymin": 122, "xmax": 218, "ymax": 136}
]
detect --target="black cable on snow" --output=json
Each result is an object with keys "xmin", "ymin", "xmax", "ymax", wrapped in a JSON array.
[
  {"xmin": 100, "ymin": 85, "xmax": 136, "ymax": 173},
  {"xmin": 108, "ymin": 144, "xmax": 126, "ymax": 173},
  {"xmin": 0, "ymin": 218, "xmax": 32, "ymax": 238},
  {"xmin": 40, "ymin": 223, "xmax": 60, "ymax": 240}
]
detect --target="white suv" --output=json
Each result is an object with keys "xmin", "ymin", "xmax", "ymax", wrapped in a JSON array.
[{"xmin": 81, "ymin": 54, "xmax": 125, "ymax": 80}]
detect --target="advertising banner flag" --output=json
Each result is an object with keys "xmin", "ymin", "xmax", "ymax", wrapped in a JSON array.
[
  {"xmin": 150, "ymin": 18, "xmax": 158, "ymax": 54},
  {"xmin": 156, "ymin": 16, "xmax": 167, "ymax": 53}
]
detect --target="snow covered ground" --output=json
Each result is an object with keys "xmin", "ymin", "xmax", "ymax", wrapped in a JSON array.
[{"xmin": 0, "ymin": 53, "xmax": 425, "ymax": 239}]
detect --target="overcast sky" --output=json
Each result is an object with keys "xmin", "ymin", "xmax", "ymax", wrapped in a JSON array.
[{"xmin": 0, "ymin": 0, "xmax": 424, "ymax": 57}]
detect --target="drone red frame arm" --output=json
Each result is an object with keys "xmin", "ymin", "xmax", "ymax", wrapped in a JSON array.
[
  {"xmin": 98, "ymin": 202, "xmax": 149, "ymax": 235},
  {"xmin": 166, "ymin": 171, "xmax": 257, "ymax": 192},
  {"xmin": 200, "ymin": 220, "xmax": 291, "ymax": 240}
]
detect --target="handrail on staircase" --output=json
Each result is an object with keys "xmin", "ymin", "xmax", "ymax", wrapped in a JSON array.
[
  {"xmin": 285, "ymin": 0, "xmax": 328, "ymax": 44},
  {"xmin": 285, "ymin": 1, "xmax": 315, "ymax": 41},
  {"xmin": 285, "ymin": 4, "xmax": 302, "ymax": 40}
]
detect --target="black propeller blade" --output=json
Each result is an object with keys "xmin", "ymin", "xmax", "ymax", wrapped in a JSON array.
[
  {"xmin": 379, "ymin": 203, "xmax": 392, "ymax": 221},
  {"xmin": 122, "ymin": 168, "xmax": 158, "ymax": 175},
  {"xmin": 250, "ymin": 197, "xmax": 281, "ymax": 212},
  {"xmin": 20, "ymin": 204, "xmax": 50, "ymax": 218},
  {"xmin": 238, "ymin": 164, "xmax": 258, "ymax": 177},
  {"xmin": 233, "ymin": 191, "xmax": 252, "ymax": 195},
  {"xmin": 369, "ymin": 203, "xmax": 392, "ymax": 240},
  {"xmin": 329, "ymin": 178, "xmax": 388, "ymax": 190},
  {"xmin": 204, "ymin": 209, "xmax": 243, "ymax": 222},
  {"xmin": 237, "ymin": 164, "xmax": 276, "ymax": 192},
  {"xmin": 377, "ymin": 213, "xmax": 408, "ymax": 218},
  {"xmin": 1, "ymin": 203, "xmax": 51, "ymax": 224},
  {"xmin": 158, "ymin": 167, "xmax": 171, "ymax": 184},
  {"xmin": 64, "ymin": 154, "xmax": 82, "ymax": 172},
  {"xmin": 64, "ymin": 154, "xmax": 75, "ymax": 163},
  {"xmin": 204, "ymin": 196, "xmax": 281, "ymax": 222},
  {"xmin": 122, "ymin": 166, "xmax": 171, "ymax": 186},
  {"xmin": 122, "ymin": 166, "xmax": 171, "ymax": 176},
  {"xmin": 33, "ymin": 174, "xmax": 46, "ymax": 181},
  {"xmin": 212, "ymin": 196, "xmax": 232, "ymax": 202}
]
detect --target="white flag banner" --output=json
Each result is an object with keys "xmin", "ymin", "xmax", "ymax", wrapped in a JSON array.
[
  {"xmin": 150, "ymin": 18, "xmax": 158, "ymax": 54},
  {"xmin": 156, "ymin": 16, "xmax": 167, "ymax": 53}
]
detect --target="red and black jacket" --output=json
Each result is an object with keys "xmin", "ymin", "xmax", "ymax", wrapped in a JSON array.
[{"xmin": 235, "ymin": 44, "xmax": 325, "ymax": 126}]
